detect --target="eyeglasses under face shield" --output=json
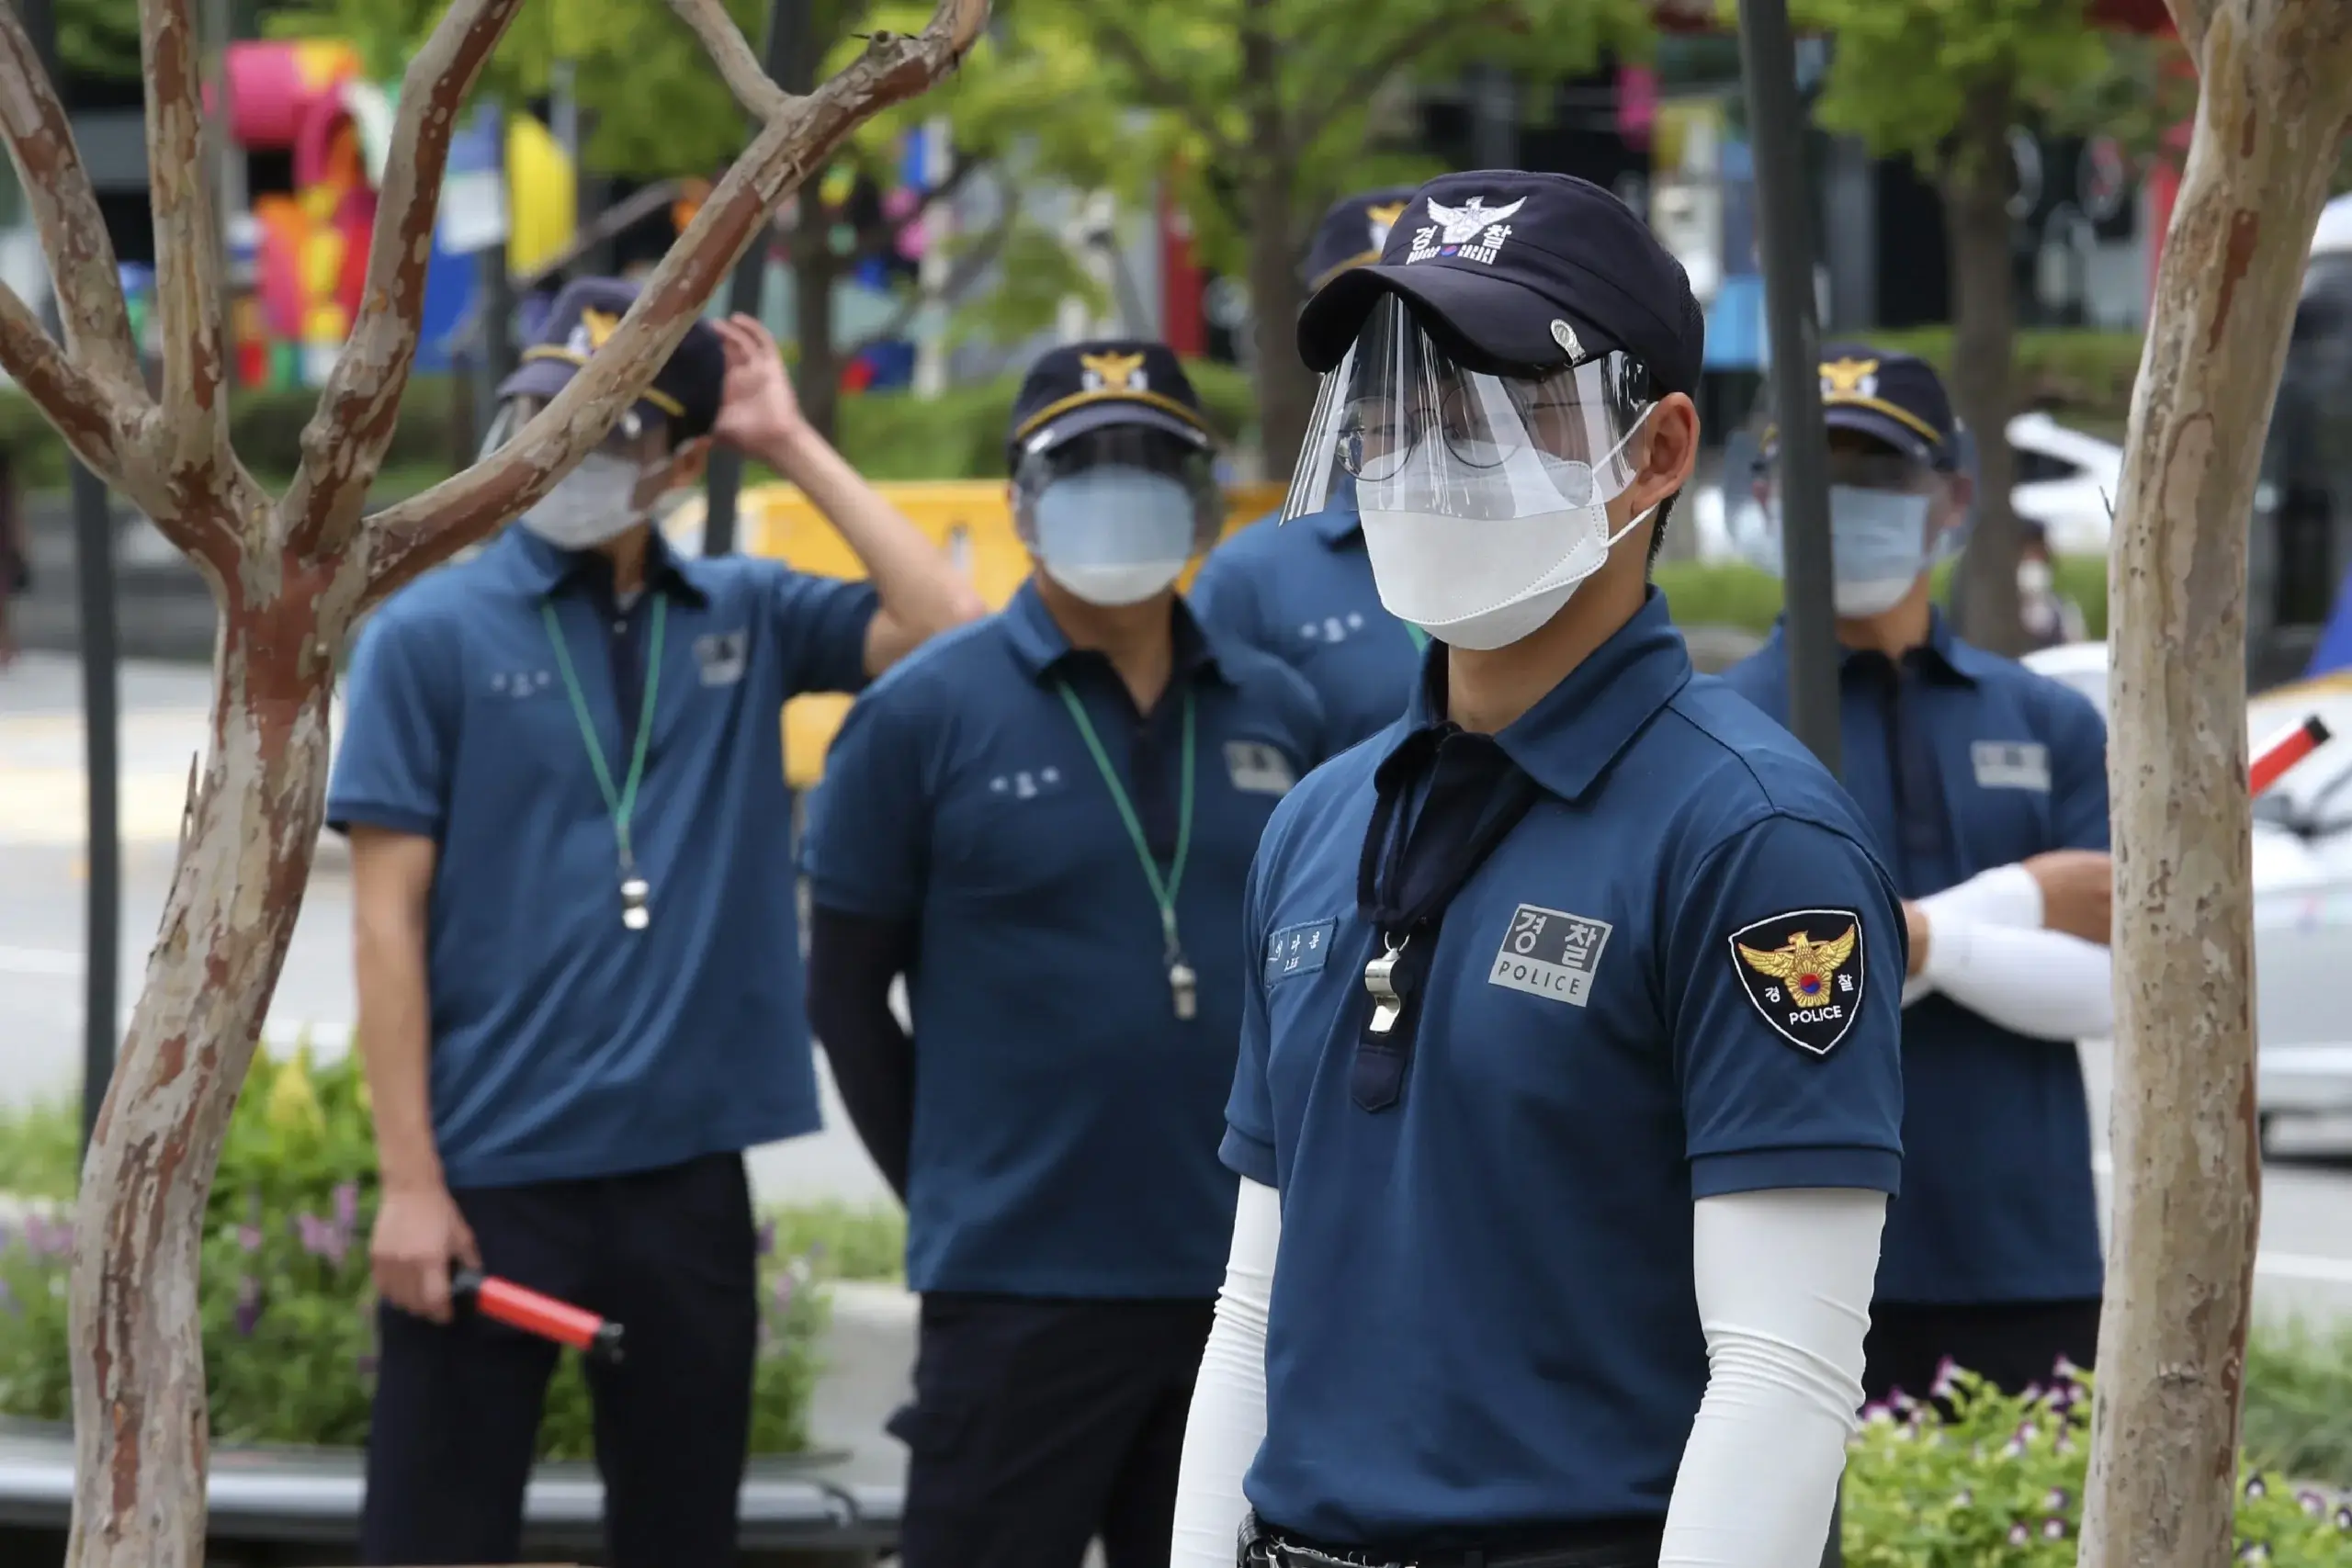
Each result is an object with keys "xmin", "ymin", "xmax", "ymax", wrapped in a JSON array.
[
  {"xmin": 1010, "ymin": 422, "xmax": 1225, "ymax": 556},
  {"xmin": 1281, "ymin": 294, "xmax": 1657, "ymax": 525}
]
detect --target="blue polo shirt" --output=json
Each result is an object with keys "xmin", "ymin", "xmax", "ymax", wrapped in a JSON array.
[
  {"xmin": 1720, "ymin": 613, "xmax": 2109, "ymax": 1305},
  {"xmin": 1191, "ymin": 503, "xmax": 1420, "ymax": 751},
  {"xmin": 802, "ymin": 581, "xmax": 1327, "ymax": 1299},
  {"xmin": 327, "ymin": 525, "xmax": 877, "ymax": 1189},
  {"xmin": 1225, "ymin": 590, "xmax": 1905, "ymax": 1544}
]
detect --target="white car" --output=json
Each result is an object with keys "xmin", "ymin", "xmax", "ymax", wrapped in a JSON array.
[
  {"xmin": 2022, "ymin": 640, "xmax": 2352, "ymax": 1138},
  {"xmin": 1693, "ymin": 412, "xmax": 2125, "ymax": 563}
]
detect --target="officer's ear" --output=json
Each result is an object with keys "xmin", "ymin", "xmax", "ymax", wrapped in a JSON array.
[
  {"xmin": 1621, "ymin": 392, "xmax": 1700, "ymax": 522},
  {"xmin": 660, "ymin": 436, "xmax": 713, "ymax": 493}
]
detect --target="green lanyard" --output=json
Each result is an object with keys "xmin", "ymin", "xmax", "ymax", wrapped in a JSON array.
[
  {"xmin": 541, "ymin": 595, "xmax": 667, "ymax": 930},
  {"xmin": 1402, "ymin": 620, "xmax": 1430, "ymax": 652},
  {"xmin": 1055, "ymin": 681, "xmax": 1201, "ymax": 1020}
]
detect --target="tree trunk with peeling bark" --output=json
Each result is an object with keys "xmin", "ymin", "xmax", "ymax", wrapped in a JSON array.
[
  {"xmin": 1238, "ymin": 0, "xmax": 1310, "ymax": 478},
  {"xmin": 2079, "ymin": 2, "xmax": 2352, "ymax": 1564},
  {"xmin": 0, "ymin": 1, "xmax": 989, "ymax": 1562}
]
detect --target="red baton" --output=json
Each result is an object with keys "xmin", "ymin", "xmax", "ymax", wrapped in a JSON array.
[
  {"xmin": 2251, "ymin": 715, "xmax": 2332, "ymax": 798},
  {"xmin": 450, "ymin": 1269, "xmax": 626, "ymax": 1363}
]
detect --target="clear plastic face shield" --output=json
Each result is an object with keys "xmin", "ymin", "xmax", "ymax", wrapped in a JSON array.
[
  {"xmin": 1282, "ymin": 293, "xmax": 1657, "ymax": 525},
  {"xmin": 491, "ymin": 397, "xmax": 702, "ymax": 551},
  {"xmin": 1012, "ymin": 423, "xmax": 1222, "ymax": 606}
]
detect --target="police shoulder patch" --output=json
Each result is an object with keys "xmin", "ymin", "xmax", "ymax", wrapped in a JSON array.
[{"xmin": 1726, "ymin": 908, "xmax": 1867, "ymax": 1057}]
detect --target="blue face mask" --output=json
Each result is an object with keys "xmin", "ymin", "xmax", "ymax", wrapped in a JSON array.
[
  {"xmin": 1824, "ymin": 485, "xmax": 1934, "ymax": 616},
  {"xmin": 1033, "ymin": 465, "xmax": 1200, "ymax": 605}
]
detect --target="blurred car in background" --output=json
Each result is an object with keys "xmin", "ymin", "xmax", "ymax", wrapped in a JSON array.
[{"xmin": 2024, "ymin": 639, "xmax": 2352, "ymax": 1145}]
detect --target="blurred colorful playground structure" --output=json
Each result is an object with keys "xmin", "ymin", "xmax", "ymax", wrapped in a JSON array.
[{"xmin": 103, "ymin": 39, "xmax": 936, "ymax": 395}]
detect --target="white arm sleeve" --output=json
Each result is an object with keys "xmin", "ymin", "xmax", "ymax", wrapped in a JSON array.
[
  {"xmin": 1920, "ymin": 916, "xmax": 2114, "ymax": 1041},
  {"xmin": 1172, "ymin": 1178, "xmax": 1281, "ymax": 1568},
  {"xmin": 1902, "ymin": 864, "xmax": 2045, "ymax": 1008},
  {"xmin": 1660, "ymin": 1188, "xmax": 1885, "ymax": 1568}
]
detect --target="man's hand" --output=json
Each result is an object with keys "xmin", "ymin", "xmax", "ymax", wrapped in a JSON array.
[
  {"xmin": 2023, "ymin": 849, "xmax": 2113, "ymax": 946},
  {"xmin": 371, "ymin": 1183, "xmax": 481, "ymax": 1325},
  {"xmin": 711, "ymin": 313, "xmax": 810, "ymax": 459}
]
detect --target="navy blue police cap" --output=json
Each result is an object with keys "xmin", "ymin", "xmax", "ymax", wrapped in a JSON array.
[
  {"xmin": 1007, "ymin": 339, "xmax": 1214, "ymax": 461},
  {"xmin": 1815, "ymin": 343, "xmax": 1959, "ymax": 468},
  {"xmin": 1296, "ymin": 170, "xmax": 1706, "ymax": 400},
  {"xmin": 1301, "ymin": 186, "xmax": 1423, "ymax": 293},
  {"xmin": 499, "ymin": 276, "xmax": 728, "ymax": 444}
]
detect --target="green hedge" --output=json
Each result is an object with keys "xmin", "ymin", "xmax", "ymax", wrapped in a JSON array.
[{"xmin": 1654, "ymin": 554, "xmax": 2110, "ymax": 641}]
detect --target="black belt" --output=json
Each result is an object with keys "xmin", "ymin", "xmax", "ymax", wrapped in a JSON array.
[{"xmin": 1242, "ymin": 1517, "xmax": 1663, "ymax": 1568}]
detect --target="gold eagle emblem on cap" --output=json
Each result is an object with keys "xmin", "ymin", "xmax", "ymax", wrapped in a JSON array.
[
  {"xmin": 582, "ymin": 308, "xmax": 621, "ymax": 350},
  {"xmin": 1736, "ymin": 925, "xmax": 1858, "ymax": 1010},
  {"xmin": 1366, "ymin": 199, "xmax": 1408, "ymax": 248},
  {"xmin": 1818, "ymin": 356, "xmax": 1881, "ymax": 400},
  {"xmin": 1079, "ymin": 350, "xmax": 1148, "ymax": 392}
]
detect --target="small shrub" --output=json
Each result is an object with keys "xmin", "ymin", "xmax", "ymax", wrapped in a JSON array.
[
  {"xmin": 0, "ymin": 1049, "xmax": 827, "ymax": 1458},
  {"xmin": 1844, "ymin": 1363, "xmax": 2352, "ymax": 1564}
]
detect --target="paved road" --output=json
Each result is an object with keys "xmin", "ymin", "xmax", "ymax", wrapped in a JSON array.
[{"xmin": 7, "ymin": 651, "xmax": 2352, "ymax": 1324}]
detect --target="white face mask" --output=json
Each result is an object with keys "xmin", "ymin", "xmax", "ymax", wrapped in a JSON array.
[
  {"xmin": 1033, "ymin": 465, "xmax": 1198, "ymax": 606},
  {"xmin": 1822, "ymin": 486, "xmax": 1935, "ymax": 617},
  {"xmin": 520, "ymin": 453, "xmax": 652, "ymax": 550},
  {"xmin": 2018, "ymin": 559, "xmax": 2054, "ymax": 595},
  {"xmin": 1357, "ymin": 415, "xmax": 1656, "ymax": 652}
]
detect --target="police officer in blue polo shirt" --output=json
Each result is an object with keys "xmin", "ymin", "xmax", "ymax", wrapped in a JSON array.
[
  {"xmin": 1192, "ymin": 185, "xmax": 1429, "ymax": 750},
  {"xmin": 1170, "ymin": 172, "xmax": 1906, "ymax": 1568},
  {"xmin": 801, "ymin": 340, "xmax": 1325, "ymax": 1568},
  {"xmin": 1719, "ymin": 345, "xmax": 2114, "ymax": 1404},
  {"xmin": 330, "ymin": 277, "xmax": 982, "ymax": 1568}
]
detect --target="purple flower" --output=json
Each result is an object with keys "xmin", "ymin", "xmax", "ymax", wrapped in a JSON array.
[
  {"xmin": 293, "ymin": 1213, "xmax": 347, "ymax": 1268},
  {"xmin": 2239, "ymin": 1545, "xmax": 2271, "ymax": 1564},
  {"xmin": 333, "ymin": 1182, "xmax": 359, "ymax": 1234},
  {"xmin": 2044, "ymin": 1487, "xmax": 2070, "ymax": 1512},
  {"xmin": 235, "ymin": 1224, "xmax": 262, "ymax": 1254},
  {"xmin": 2008, "ymin": 1523, "xmax": 2030, "ymax": 1547},
  {"xmin": 2002, "ymin": 1435, "xmax": 2029, "ymax": 1458},
  {"xmin": 1860, "ymin": 1401, "xmax": 1894, "ymax": 1425},
  {"xmin": 2297, "ymin": 1489, "xmax": 2325, "ymax": 1517},
  {"xmin": 1950, "ymin": 1488, "xmax": 1973, "ymax": 1508},
  {"xmin": 755, "ymin": 1219, "xmax": 775, "ymax": 1258},
  {"xmin": 2042, "ymin": 1518, "xmax": 2067, "ymax": 1540},
  {"xmin": 1887, "ymin": 1388, "xmax": 1917, "ymax": 1415},
  {"xmin": 2053, "ymin": 1353, "xmax": 2085, "ymax": 1381},
  {"xmin": 1930, "ymin": 1357, "xmax": 1960, "ymax": 1398},
  {"xmin": 2334, "ymin": 1505, "xmax": 2352, "ymax": 1530},
  {"xmin": 2245, "ymin": 1473, "xmax": 2269, "ymax": 1500},
  {"xmin": 234, "ymin": 1277, "xmax": 263, "ymax": 1337}
]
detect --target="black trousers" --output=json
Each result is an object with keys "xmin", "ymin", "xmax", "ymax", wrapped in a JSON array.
[
  {"xmin": 1861, "ymin": 1297, "xmax": 2103, "ymax": 1405},
  {"xmin": 359, "ymin": 1151, "xmax": 759, "ymax": 1567},
  {"xmin": 891, "ymin": 1293, "xmax": 1216, "ymax": 1568}
]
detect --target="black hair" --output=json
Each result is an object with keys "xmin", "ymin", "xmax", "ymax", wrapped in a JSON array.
[{"xmin": 1645, "ymin": 491, "xmax": 1680, "ymax": 570}]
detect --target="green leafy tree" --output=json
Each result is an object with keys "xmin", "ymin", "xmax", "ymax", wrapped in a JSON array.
[
  {"xmin": 908, "ymin": 0, "xmax": 1652, "ymax": 473},
  {"xmin": 58, "ymin": 0, "xmax": 144, "ymax": 79},
  {"xmin": 1789, "ymin": 0, "xmax": 2166, "ymax": 651}
]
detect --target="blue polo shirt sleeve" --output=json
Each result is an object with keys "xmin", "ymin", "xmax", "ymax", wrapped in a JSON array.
[
  {"xmin": 765, "ymin": 564, "xmax": 881, "ymax": 698},
  {"xmin": 799, "ymin": 674, "xmax": 932, "ymax": 920},
  {"xmin": 1219, "ymin": 840, "xmax": 1281, "ymax": 1190},
  {"xmin": 1666, "ymin": 811, "xmax": 1906, "ymax": 1200},
  {"xmin": 2045, "ymin": 688, "xmax": 2110, "ymax": 852},
  {"xmin": 327, "ymin": 606, "xmax": 459, "ymax": 839}
]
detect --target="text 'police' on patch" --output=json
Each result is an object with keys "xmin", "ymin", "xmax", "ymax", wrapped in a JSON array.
[
  {"xmin": 1267, "ymin": 919, "xmax": 1338, "ymax": 983},
  {"xmin": 1726, "ymin": 908, "xmax": 1868, "ymax": 1057},
  {"xmin": 1487, "ymin": 904, "xmax": 1613, "ymax": 1008}
]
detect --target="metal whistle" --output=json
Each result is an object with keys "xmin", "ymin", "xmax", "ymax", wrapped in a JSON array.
[
  {"xmin": 1363, "ymin": 936, "xmax": 1407, "ymax": 1035},
  {"xmin": 620, "ymin": 875, "xmax": 651, "ymax": 931},
  {"xmin": 1169, "ymin": 961, "xmax": 1198, "ymax": 1021}
]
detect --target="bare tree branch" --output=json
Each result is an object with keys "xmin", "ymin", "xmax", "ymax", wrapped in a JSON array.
[
  {"xmin": 844, "ymin": 192, "xmax": 1019, "ymax": 355},
  {"xmin": 281, "ymin": 0, "xmax": 529, "ymax": 558},
  {"xmin": 363, "ymin": 0, "xmax": 991, "ymax": 598},
  {"xmin": 1088, "ymin": 24, "xmax": 1243, "ymax": 165},
  {"xmin": 0, "ymin": 283, "xmax": 130, "ymax": 475},
  {"xmin": 1308, "ymin": 4, "xmax": 1513, "ymax": 129},
  {"xmin": 0, "ymin": 3, "xmax": 145, "ymax": 395},
  {"xmin": 668, "ymin": 0, "xmax": 797, "ymax": 124},
  {"xmin": 140, "ymin": 0, "xmax": 233, "ymax": 479}
]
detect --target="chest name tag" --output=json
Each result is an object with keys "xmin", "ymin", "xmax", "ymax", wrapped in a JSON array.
[
  {"xmin": 1973, "ymin": 739, "xmax": 2051, "ymax": 792},
  {"xmin": 1487, "ymin": 904, "xmax": 1614, "ymax": 1009},
  {"xmin": 695, "ymin": 628, "xmax": 748, "ymax": 687},
  {"xmin": 1227, "ymin": 740, "xmax": 1298, "ymax": 796},
  {"xmin": 1266, "ymin": 919, "xmax": 1338, "ymax": 983}
]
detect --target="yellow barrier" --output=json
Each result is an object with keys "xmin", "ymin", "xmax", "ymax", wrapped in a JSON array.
[{"xmin": 670, "ymin": 481, "xmax": 1291, "ymax": 789}]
